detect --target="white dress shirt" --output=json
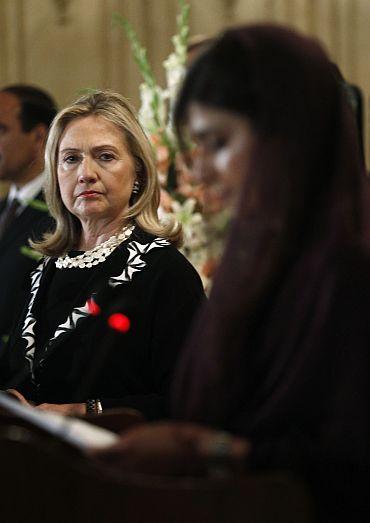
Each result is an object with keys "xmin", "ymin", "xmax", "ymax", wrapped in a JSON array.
[{"xmin": 6, "ymin": 172, "xmax": 45, "ymax": 216}]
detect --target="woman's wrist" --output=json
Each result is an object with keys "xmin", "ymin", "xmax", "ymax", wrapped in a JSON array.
[{"xmin": 85, "ymin": 399, "xmax": 103, "ymax": 415}]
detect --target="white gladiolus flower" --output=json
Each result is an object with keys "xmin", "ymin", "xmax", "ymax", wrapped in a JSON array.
[
  {"xmin": 138, "ymin": 83, "xmax": 155, "ymax": 133},
  {"xmin": 138, "ymin": 83, "xmax": 167, "ymax": 136},
  {"xmin": 119, "ymin": 2, "xmax": 218, "ymax": 291}
]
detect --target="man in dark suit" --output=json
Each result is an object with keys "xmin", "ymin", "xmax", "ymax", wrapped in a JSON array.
[{"xmin": 0, "ymin": 85, "xmax": 57, "ymax": 347}]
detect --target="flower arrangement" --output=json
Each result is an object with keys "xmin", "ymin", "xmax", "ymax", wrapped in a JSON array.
[
  {"xmin": 113, "ymin": 0, "xmax": 217, "ymax": 290},
  {"xmin": 113, "ymin": 0, "xmax": 188, "ymax": 174}
]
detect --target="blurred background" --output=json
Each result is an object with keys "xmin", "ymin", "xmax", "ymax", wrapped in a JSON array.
[{"xmin": 1, "ymin": 0, "xmax": 369, "ymax": 177}]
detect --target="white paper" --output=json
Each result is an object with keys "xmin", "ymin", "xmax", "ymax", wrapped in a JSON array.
[{"xmin": 0, "ymin": 392, "xmax": 119, "ymax": 450}]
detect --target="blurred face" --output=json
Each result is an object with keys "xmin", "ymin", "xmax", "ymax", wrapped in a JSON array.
[
  {"xmin": 0, "ymin": 92, "xmax": 41, "ymax": 185},
  {"xmin": 187, "ymin": 103, "xmax": 255, "ymax": 216},
  {"xmin": 57, "ymin": 115, "xmax": 136, "ymax": 226}
]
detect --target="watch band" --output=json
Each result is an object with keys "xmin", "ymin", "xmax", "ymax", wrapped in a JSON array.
[{"xmin": 86, "ymin": 398, "xmax": 103, "ymax": 415}]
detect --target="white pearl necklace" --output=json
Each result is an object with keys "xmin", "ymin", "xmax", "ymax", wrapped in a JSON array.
[{"xmin": 55, "ymin": 224, "xmax": 134, "ymax": 269}]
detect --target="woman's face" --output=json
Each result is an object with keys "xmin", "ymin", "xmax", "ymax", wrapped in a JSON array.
[
  {"xmin": 187, "ymin": 103, "xmax": 255, "ymax": 216},
  {"xmin": 57, "ymin": 115, "xmax": 136, "ymax": 226}
]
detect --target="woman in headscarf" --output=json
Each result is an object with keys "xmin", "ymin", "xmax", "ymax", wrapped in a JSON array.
[{"xmin": 94, "ymin": 26, "xmax": 370, "ymax": 521}]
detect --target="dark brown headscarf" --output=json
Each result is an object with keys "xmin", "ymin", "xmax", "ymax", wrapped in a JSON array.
[{"xmin": 173, "ymin": 25, "xmax": 370, "ymax": 436}]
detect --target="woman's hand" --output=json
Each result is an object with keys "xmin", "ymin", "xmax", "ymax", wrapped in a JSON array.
[
  {"xmin": 35, "ymin": 403, "xmax": 86, "ymax": 416},
  {"xmin": 5, "ymin": 393, "xmax": 85, "ymax": 416},
  {"xmin": 90, "ymin": 422, "xmax": 250, "ymax": 476},
  {"xmin": 6, "ymin": 389, "xmax": 33, "ymax": 406}
]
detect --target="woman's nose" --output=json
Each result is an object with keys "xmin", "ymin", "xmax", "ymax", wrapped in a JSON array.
[
  {"xmin": 192, "ymin": 152, "xmax": 213, "ymax": 185},
  {"xmin": 78, "ymin": 156, "xmax": 98, "ymax": 183}
]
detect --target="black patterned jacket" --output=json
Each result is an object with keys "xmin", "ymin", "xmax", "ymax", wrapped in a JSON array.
[{"xmin": 0, "ymin": 227, "xmax": 205, "ymax": 420}]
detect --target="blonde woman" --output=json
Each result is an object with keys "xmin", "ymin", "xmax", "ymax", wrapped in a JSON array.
[{"xmin": 0, "ymin": 91, "xmax": 204, "ymax": 419}]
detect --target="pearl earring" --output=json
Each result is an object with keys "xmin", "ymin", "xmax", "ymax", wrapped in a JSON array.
[{"xmin": 132, "ymin": 180, "xmax": 140, "ymax": 194}]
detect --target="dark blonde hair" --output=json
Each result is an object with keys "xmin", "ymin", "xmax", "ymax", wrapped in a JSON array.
[{"xmin": 33, "ymin": 90, "xmax": 181, "ymax": 256}]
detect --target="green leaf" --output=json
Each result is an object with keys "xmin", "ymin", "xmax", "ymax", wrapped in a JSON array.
[
  {"xmin": 176, "ymin": 0, "xmax": 190, "ymax": 55},
  {"xmin": 77, "ymin": 87, "xmax": 100, "ymax": 96},
  {"xmin": 25, "ymin": 199, "xmax": 48, "ymax": 212},
  {"xmin": 20, "ymin": 246, "xmax": 43, "ymax": 261},
  {"xmin": 112, "ymin": 13, "xmax": 156, "ymax": 88}
]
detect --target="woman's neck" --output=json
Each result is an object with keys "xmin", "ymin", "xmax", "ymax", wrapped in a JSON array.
[{"xmin": 78, "ymin": 218, "xmax": 127, "ymax": 251}]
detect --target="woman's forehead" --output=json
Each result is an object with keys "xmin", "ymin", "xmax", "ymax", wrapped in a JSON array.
[
  {"xmin": 187, "ymin": 103, "xmax": 250, "ymax": 136},
  {"xmin": 58, "ymin": 114, "xmax": 127, "ymax": 149}
]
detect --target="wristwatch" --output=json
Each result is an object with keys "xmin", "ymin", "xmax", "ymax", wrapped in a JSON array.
[{"xmin": 85, "ymin": 398, "xmax": 103, "ymax": 415}]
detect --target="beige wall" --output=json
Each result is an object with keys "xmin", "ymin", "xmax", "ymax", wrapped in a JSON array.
[
  {"xmin": 0, "ymin": 0, "xmax": 180, "ymax": 108},
  {"xmin": 188, "ymin": 0, "xmax": 370, "ymax": 168},
  {"xmin": 0, "ymin": 0, "xmax": 369, "ymax": 169}
]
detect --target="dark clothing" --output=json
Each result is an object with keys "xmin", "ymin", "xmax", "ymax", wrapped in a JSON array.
[
  {"xmin": 237, "ymin": 246, "xmax": 370, "ymax": 522},
  {"xmin": 171, "ymin": 23, "xmax": 370, "ymax": 523},
  {"xmin": 174, "ymin": 243, "xmax": 370, "ymax": 522},
  {"xmin": 34, "ymin": 254, "xmax": 101, "ymax": 352},
  {"xmin": 0, "ymin": 192, "xmax": 54, "ymax": 346},
  {"xmin": 0, "ymin": 228, "xmax": 205, "ymax": 420}
]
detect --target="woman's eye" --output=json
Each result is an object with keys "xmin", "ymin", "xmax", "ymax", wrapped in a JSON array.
[
  {"xmin": 63, "ymin": 155, "xmax": 79, "ymax": 164},
  {"xmin": 205, "ymin": 136, "xmax": 226, "ymax": 151},
  {"xmin": 192, "ymin": 136, "xmax": 226, "ymax": 159},
  {"xmin": 98, "ymin": 152, "xmax": 115, "ymax": 161}
]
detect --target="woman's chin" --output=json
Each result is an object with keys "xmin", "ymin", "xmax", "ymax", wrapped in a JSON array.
[{"xmin": 73, "ymin": 203, "xmax": 109, "ymax": 221}]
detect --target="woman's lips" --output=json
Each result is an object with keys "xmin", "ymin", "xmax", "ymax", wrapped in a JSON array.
[{"xmin": 78, "ymin": 191, "xmax": 102, "ymax": 198}]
